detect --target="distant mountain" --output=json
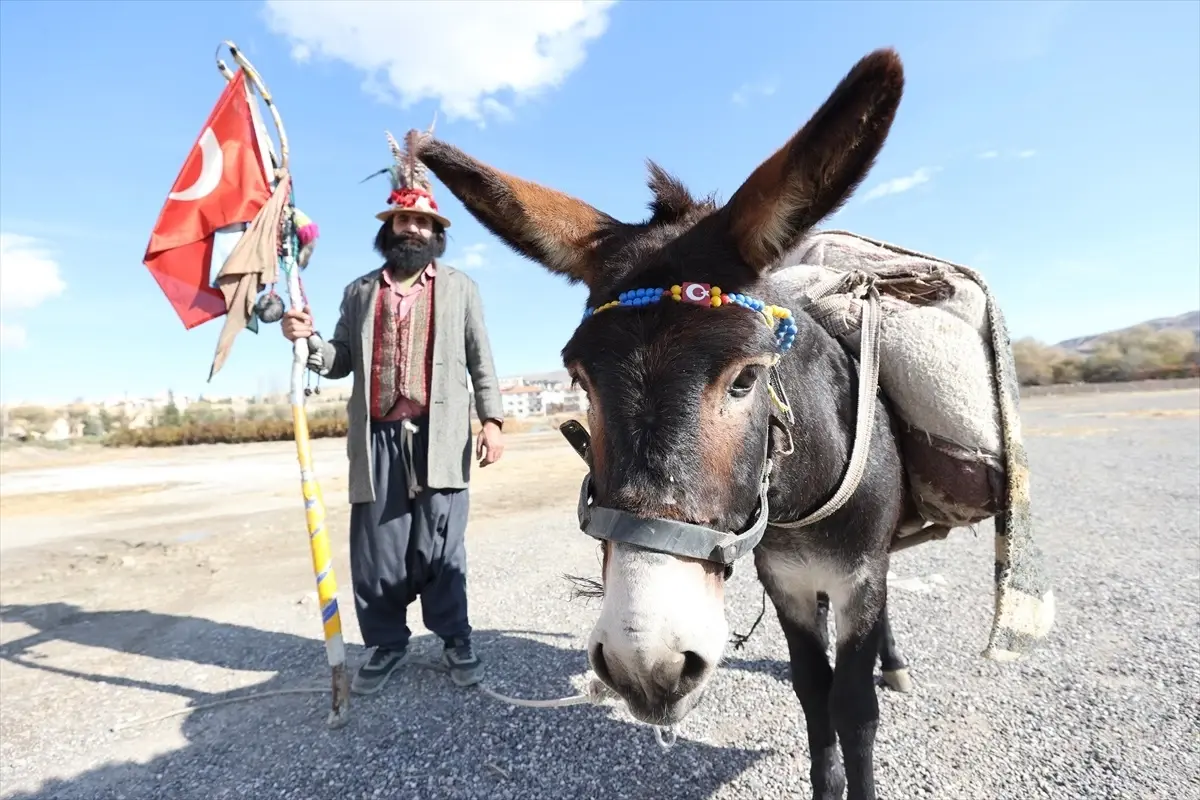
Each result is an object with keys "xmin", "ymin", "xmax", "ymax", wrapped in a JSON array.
[{"xmin": 1054, "ymin": 310, "xmax": 1200, "ymax": 354}]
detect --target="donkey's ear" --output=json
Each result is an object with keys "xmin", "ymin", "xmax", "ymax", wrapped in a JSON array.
[
  {"xmin": 412, "ymin": 133, "xmax": 617, "ymax": 286},
  {"xmin": 723, "ymin": 48, "xmax": 905, "ymax": 273}
]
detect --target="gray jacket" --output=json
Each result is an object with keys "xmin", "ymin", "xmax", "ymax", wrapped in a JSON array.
[{"xmin": 313, "ymin": 263, "xmax": 505, "ymax": 504}]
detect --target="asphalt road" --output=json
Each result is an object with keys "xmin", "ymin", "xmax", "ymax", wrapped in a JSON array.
[{"xmin": 1, "ymin": 390, "xmax": 1197, "ymax": 800}]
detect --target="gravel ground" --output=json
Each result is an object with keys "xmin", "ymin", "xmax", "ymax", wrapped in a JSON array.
[{"xmin": 1, "ymin": 389, "xmax": 1197, "ymax": 800}]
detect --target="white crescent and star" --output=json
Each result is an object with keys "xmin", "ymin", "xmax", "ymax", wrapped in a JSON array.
[
  {"xmin": 684, "ymin": 283, "xmax": 710, "ymax": 302},
  {"xmin": 169, "ymin": 127, "xmax": 223, "ymax": 202}
]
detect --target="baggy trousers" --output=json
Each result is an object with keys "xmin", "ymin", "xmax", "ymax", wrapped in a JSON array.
[{"xmin": 349, "ymin": 418, "xmax": 471, "ymax": 651}]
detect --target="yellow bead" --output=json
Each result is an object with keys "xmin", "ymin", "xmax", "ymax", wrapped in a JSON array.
[
  {"xmin": 671, "ymin": 284, "xmax": 682, "ymax": 294},
  {"xmin": 711, "ymin": 296, "xmax": 722, "ymax": 307},
  {"xmin": 711, "ymin": 286, "xmax": 721, "ymax": 296}
]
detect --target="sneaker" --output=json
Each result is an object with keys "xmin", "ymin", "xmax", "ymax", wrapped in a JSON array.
[
  {"xmin": 442, "ymin": 637, "xmax": 484, "ymax": 687},
  {"xmin": 351, "ymin": 646, "xmax": 409, "ymax": 695}
]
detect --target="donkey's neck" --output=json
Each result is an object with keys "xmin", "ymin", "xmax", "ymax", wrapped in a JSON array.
[{"xmin": 767, "ymin": 310, "xmax": 864, "ymax": 526}]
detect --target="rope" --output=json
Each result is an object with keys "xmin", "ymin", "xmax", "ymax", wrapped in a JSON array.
[
  {"xmin": 107, "ymin": 657, "xmax": 685, "ymax": 748},
  {"xmin": 730, "ymin": 588, "xmax": 768, "ymax": 650},
  {"xmin": 771, "ymin": 278, "xmax": 884, "ymax": 529},
  {"xmin": 109, "ymin": 687, "xmax": 330, "ymax": 733}
]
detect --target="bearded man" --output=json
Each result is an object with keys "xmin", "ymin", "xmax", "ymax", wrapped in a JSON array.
[{"xmin": 281, "ymin": 131, "xmax": 505, "ymax": 695}]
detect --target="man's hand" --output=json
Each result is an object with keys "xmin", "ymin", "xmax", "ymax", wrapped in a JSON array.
[
  {"xmin": 476, "ymin": 420, "xmax": 504, "ymax": 467},
  {"xmin": 281, "ymin": 305, "xmax": 314, "ymax": 341}
]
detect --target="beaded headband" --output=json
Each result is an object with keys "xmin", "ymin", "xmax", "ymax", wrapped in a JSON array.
[{"xmin": 583, "ymin": 281, "xmax": 798, "ymax": 353}]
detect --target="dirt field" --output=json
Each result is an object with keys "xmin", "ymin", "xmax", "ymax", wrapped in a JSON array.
[{"xmin": 1, "ymin": 390, "xmax": 1197, "ymax": 799}]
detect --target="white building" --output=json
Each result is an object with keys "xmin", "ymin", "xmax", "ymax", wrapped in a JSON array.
[
  {"xmin": 500, "ymin": 386, "xmax": 546, "ymax": 418},
  {"xmin": 541, "ymin": 388, "xmax": 589, "ymax": 414}
]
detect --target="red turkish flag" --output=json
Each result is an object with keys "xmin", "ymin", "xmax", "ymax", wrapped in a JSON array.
[{"xmin": 143, "ymin": 69, "xmax": 272, "ymax": 329}]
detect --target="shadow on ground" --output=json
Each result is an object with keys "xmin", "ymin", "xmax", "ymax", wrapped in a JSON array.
[{"xmin": 0, "ymin": 603, "xmax": 774, "ymax": 800}]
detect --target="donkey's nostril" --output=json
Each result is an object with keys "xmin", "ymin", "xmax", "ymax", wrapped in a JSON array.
[
  {"xmin": 590, "ymin": 642, "xmax": 615, "ymax": 688},
  {"xmin": 681, "ymin": 650, "xmax": 707, "ymax": 682},
  {"xmin": 678, "ymin": 650, "xmax": 710, "ymax": 694}
]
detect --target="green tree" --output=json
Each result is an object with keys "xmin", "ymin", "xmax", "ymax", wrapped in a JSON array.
[
  {"xmin": 82, "ymin": 415, "xmax": 105, "ymax": 437},
  {"xmin": 161, "ymin": 391, "xmax": 182, "ymax": 426}
]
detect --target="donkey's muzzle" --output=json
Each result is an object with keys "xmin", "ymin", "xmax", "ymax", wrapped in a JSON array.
[{"xmin": 589, "ymin": 640, "xmax": 711, "ymax": 725}]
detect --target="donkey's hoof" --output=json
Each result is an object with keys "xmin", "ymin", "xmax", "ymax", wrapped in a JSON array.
[{"xmin": 882, "ymin": 668, "xmax": 913, "ymax": 693}]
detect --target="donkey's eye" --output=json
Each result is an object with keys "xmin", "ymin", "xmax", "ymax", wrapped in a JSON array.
[{"xmin": 728, "ymin": 366, "xmax": 761, "ymax": 399}]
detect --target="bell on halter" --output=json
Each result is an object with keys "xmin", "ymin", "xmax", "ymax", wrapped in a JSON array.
[{"xmin": 255, "ymin": 291, "xmax": 284, "ymax": 324}]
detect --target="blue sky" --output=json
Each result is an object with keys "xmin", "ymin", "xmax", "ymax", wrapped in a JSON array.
[{"xmin": 1, "ymin": 0, "xmax": 1196, "ymax": 405}]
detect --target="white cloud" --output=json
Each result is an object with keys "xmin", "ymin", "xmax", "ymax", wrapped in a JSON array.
[
  {"xmin": 0, "ymin": 233, "xmax": 66, "ymax": 350},
  {"xmin": 263, "ymin": 0, "xmax": 618, "ymax": 125},
  {"xmin": 0, "ymin": 322, "xmax": 27, "ymax": 350},
  {"xmin": 731, "ymin": 79, "xmax": 778, "ymax": 105},
  {"xmin": 978, "ymin": 150, "xmax": 999, "ymax": 160},
  {"xmin": 1017, "ymin": 149, "xmax": 1038, "ymax": 159},
  {"xmin": 457, "ymin": 243, "xmax": 487, "ymax": 269},
  {"xmin": 862, "ymin": 167, "xmax": 935, "ymax": 202}
]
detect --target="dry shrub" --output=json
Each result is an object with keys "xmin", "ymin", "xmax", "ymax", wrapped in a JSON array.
[
  {"xmin": 1013, "ymin": 328, "xmax": 1199, "ymax": 387},
  {"xmin": 106, "ymin": 417, "xmax": 348, "ymax": 448}
]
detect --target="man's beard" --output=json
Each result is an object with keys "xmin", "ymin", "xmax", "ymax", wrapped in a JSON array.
[{"xmin": 379, "ymin": 230, "xmax": 440, "ymax": 276}]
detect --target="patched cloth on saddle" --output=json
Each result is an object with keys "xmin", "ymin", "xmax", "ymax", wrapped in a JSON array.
[{"xmin": 772, "ymin": 229, "xmax": 1056, "ymax": 662}]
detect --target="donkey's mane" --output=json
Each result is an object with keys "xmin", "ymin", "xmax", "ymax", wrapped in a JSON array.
[
  {"xmin": 643, "ymin": 161, "xmax": 719, "ymax": 228},
  {"xmin": 582, "ymin": 163, "xmax": 739, "ymax": 303}
]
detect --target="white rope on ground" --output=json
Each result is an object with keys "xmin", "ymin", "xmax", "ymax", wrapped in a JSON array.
[
  {"xmin": 109, "ymin": 687, "xmax": 331, "ymax": 733},
  {"xmin": 108, "ymin": 656, "xmax": 679, "ymax": 748}
]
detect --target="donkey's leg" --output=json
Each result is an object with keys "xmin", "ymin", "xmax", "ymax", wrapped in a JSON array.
[
  {"xmin": 877, "ymin": 600, "xmax": 912, "ymax": 693},
  {"xmin": 779, "ymin": 607, "xmax": 846, "ymax": 800},
  {"xmin": 832, "ymin": 584, "xmax": 888, "ymax": 800}
]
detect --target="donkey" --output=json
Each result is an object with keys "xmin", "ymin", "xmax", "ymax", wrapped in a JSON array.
[{"xmin": 416, "ymin": 48, "xmax": 915, "ymax": 800}]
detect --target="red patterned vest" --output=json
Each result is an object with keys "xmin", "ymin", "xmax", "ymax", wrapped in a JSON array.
[{"xmin": 369, "ymin": 264, "xmax": 436, "ymax": 421}]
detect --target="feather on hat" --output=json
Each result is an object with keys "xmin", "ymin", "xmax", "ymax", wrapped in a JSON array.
[{"xmin": 366, "ymin": 116, "xmax": 450, "ymax": 228}]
